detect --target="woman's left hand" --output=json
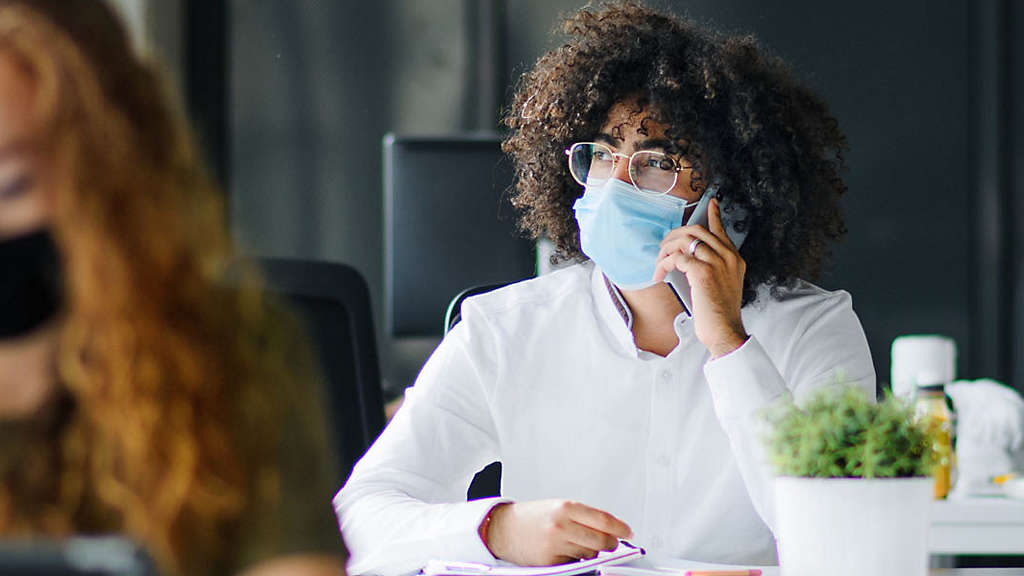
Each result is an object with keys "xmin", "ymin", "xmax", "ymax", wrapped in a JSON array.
[{"xmin": 652, "ymin": 198, "xmax": 748, "ymax": 358}]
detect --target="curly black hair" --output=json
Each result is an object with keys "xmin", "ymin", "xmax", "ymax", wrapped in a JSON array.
[{"xmin": 502, "ymin": 1, "xmax": 848, "ymax": 305}]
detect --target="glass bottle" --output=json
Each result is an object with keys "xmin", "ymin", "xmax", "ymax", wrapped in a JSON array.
[{"xmin": 914, "ymin": 381, "xmax": 954, "ymax": 499}]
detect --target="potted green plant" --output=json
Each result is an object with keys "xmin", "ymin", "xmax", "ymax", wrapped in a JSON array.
[{"xmin": 764, "ymin": 386, "xmax": 947, "ymax": 576}]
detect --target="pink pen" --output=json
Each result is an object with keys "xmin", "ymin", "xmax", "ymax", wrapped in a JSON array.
[
  {"xmin": 683, "ymin": 571, "xmax": 761, "ymax": 576},
  {"xmin": 679, "ymin": 565, "xmax": 761, "ymax": 569}
]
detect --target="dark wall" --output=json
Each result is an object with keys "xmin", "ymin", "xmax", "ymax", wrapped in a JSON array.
[
  {"xmin": 229, "ymin": 0, "xmax": 473, "ymax": 394},
  {"xmin": 229, "ymin": 0, "xmax": 1021, "ymax": 392},
  {"xmin": 1008, "ymin": 0, "xmax": 1024, "ymax": 389}
]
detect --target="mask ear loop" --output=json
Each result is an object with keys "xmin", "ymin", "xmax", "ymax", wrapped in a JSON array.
[{"xmin": 520, "ymin": 93, "xmax": 538, "ymax": 121}]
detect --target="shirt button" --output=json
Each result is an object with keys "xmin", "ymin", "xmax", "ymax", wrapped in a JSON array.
[
  {"xmin": 657, "ymin": 454, "xmax": 670, "ymax": 467},
  {"xmin": 660, "ymin": 370, "xmax": 672, "ymax": 382},
  {"xmin": 651, "ymin": 535, "xmax": 664, "ymax": 547}
]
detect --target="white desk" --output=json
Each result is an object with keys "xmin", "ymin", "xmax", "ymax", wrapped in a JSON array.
[
  {"xmin": 595, "ymin": 498, "xmax": 1024, "ymax": 576},
  {"xmin": 606, "ymin": 561, "xmax": 1024, "ymax": 576},
  {"xmin": 930, "ymin": 497, "xmax": 1024, "ymax": 555}
]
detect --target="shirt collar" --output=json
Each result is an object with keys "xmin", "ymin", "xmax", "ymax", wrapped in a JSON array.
[
  {"xmin": 589, "ymin": 264, "xmax": 640, "ymax": 356},
  {"xmin": 602, "ymin": 274, "xmax": 633, "ymax": 329},
  {"xmin": 590, "ymin": 263, "xmax": 693, "ymax": 358}
]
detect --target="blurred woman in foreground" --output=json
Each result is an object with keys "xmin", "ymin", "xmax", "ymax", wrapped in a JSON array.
[{"xmin": 0, "ymin": 1, "xmax": 345, "ymax": 574}]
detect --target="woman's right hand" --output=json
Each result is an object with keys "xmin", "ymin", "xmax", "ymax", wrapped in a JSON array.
[{"xmin": 483, "ymin": 500, "xmax": 633, "ymax": 566}]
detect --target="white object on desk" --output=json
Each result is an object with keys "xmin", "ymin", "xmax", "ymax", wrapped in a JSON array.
[
  {"xmin": 1004, "ymin": 478, "xmax": 1024, "ymax": 500},
  {"xmin": 891, "ymin": 335, "xmax": 956, "ymax": 399},
  {"xmin": 946, "ymin": 380, "xmax": 1024, "ymax": 497},
  {"xmin": 930, "ymin": 497, "xmax": 1024, "ymax": 554}
]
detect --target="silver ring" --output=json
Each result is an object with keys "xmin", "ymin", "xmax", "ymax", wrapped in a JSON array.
[{"xmin": 688, "ymin": 238, "xmax": 702, "ymax": 257}]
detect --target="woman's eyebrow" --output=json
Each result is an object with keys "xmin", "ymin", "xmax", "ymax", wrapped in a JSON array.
[
  {"xmin": 594, "ymin": 133, "xmax": 620, "ymax": 147},
  {"xmin": 633, "ymin": 138, "xmax": 673, "ymax": 152}
]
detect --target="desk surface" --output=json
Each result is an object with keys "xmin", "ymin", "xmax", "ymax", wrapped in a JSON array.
[
  {"xmin": 603, "ymin": 498, "xmax": 1024, "ymax": 576},
  {"xmin": 608, "ymin": 566, "xmax": 1024, "ymax": 576},
  {"xmin": 931, "ymin": 497, "xmax": 1024, "ymax": 554},
  {"xmin": 933, "ymin": 565, "xmax": 1024, "ymax": 569}
]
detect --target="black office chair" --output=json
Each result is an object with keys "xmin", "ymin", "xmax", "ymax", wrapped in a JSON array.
[
  {"xmin": 444, "ymin": 283, "xmax": 508, "ymax": 501},
  {"xmin": 257, "ymin": 258, "xmax": 385, "ymax": 483},
  {"xmin": 443, "ymin": 283, "xmax": 511, "ymax": 335},
  {"xmin": 384, "ymin": 133, "xmax": 536, "ymax": 338}
]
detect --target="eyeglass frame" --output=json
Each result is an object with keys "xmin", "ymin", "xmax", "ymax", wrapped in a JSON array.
[{"xmin": 564, "ymin": 141, "xmax": 694, "ymax": 197}]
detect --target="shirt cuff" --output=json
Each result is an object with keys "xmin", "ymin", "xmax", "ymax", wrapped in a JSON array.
[
  {"xmin": 446, "ymin": 497, "xmax": 512, "ymax": 562},
  {"xmin": 703, "ymin": 335, "xmax": 789, "ymax": 422}
]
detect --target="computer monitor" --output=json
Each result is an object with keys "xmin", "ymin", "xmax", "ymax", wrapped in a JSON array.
[{"xmin": 384, "ymin": 133, "xmax": 536, "ymax": 337}]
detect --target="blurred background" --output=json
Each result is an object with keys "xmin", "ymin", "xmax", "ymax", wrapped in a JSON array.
[{"xmin": 108, "ymin": 0, "xmax": 1023, "ymax": 399}]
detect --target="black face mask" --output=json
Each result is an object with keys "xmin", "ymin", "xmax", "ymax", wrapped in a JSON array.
[{"xmin": 0, "ymin": 229, "xmax": 63, "ymax": 339}]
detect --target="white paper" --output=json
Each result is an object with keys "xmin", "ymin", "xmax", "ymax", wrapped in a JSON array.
[
  {"xmin": 421, "ymin": 541, "xmax": 645, "ymax": 576},
  {"xmin": 599, "ymin": 554, "xmax": 778, "ymax": 576}
]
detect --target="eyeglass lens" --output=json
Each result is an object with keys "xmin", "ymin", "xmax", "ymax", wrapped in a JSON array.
[{"xmin": 568, "ymin": 143, "xmax": 678, "ymax": 195}]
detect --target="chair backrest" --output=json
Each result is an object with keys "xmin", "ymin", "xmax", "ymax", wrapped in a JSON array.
[
  {"xmin": 384, "ymin": 133, "xmax": 535, "ymax": 337},
  {"xmin": 257, "ymin": 258, "xmax": 385, "ymax": 482},
  {"xmin": 444, "ymin": 283, "xmax": 510, "ymax": 336},
  {"xmin": 444, "ymin": 284, "xmax": 507, "ymax": 500}
]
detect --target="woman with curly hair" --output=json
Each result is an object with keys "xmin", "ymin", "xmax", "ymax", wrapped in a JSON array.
[
  {"xmin": 0, "ymin": 1, "xmax": 345, "ymax": 574},
  {"xmin": 336, "ymin": 2, "xmax": 873, "ymax": 573}
]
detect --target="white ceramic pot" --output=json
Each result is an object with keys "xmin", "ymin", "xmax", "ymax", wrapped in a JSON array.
[{"xmin": 774, "ymin": 477, "xmax": 932, "ymax": 576}]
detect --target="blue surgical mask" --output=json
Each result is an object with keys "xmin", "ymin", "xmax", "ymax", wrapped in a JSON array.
[{"xmin": 573, "ymin": 178, "xmax": 700, "ymax": 290}]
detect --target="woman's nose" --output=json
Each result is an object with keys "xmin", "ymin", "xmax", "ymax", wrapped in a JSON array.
[{"xmin": 611, "ymin": 156, "xmax": 631, "ymax": 184}]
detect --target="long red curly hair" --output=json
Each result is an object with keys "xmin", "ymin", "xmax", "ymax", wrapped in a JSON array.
[{"xmin": 0, "ymin": 1, "xmax": 302, "ymax": 572}]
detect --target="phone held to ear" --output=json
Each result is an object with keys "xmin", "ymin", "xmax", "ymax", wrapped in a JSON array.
[{"xmin": 664, "ymin": 189, "xmax": 748, "ymax": 317}]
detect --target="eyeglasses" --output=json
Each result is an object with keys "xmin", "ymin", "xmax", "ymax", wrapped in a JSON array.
[{"xmin": 564, "ymin": 141, "xmax": 692, "ymax": 196}]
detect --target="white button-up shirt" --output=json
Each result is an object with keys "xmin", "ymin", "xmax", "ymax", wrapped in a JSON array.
[{"xmin": 335, "ymin": 262, "xmax": 875, "ymax": 575}]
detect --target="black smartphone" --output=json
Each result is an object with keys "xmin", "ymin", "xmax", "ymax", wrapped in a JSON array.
[{"xmin": 665, "ymin": 190, "xmax": 748, "ymax": 316}]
